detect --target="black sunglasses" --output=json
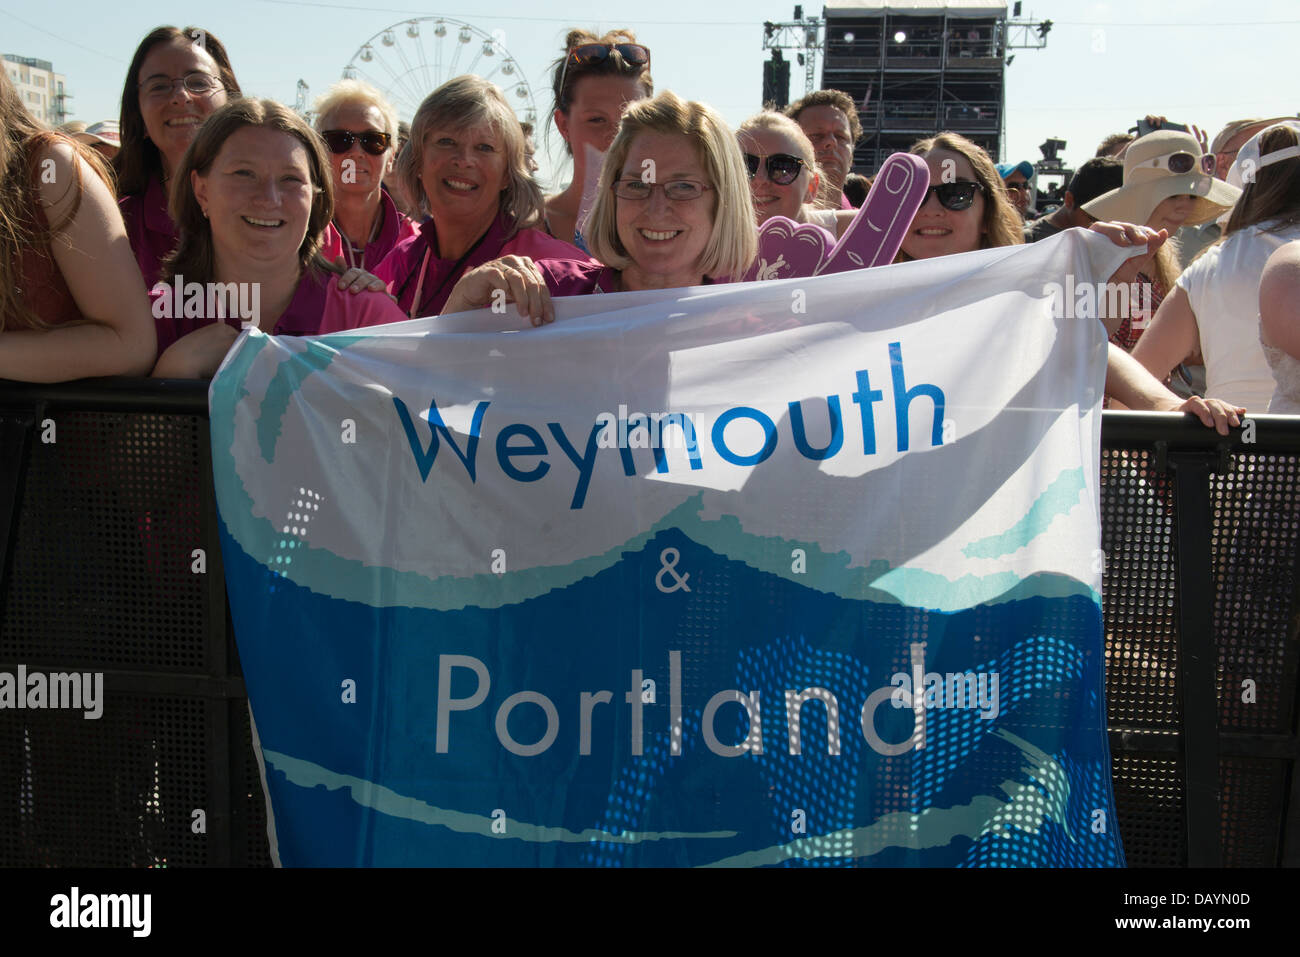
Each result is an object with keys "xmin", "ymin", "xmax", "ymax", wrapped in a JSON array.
[
  {"xmin": 558, "ymin": 43, "xmax": 650, "ymax": 105},
  {"xmin": 321, "ymin": 129, "xmax": 392, "ymax": 156},
  {"xmin": 922, "ymin": 181, "xmax": 986, "ymax": 211},
  {"xmin": 744, "ymin": 153, "xmax": 807, "ymax": 186}
]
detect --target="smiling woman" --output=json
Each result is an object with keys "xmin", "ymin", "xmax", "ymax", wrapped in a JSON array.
[
  {"xmin": 372, "ymin": 75, "xmax": 597, "ymax": 319},
  {"xmin": 115, "ymin": 26, "xmax": 241, "ymax": 289},
  {"xmin": 436, "ymin": 91, "xmax": 757, "ymax": 322},
  {"xmin": 149, "ymin": 99, "xmax": 405, "ymax": 379}
]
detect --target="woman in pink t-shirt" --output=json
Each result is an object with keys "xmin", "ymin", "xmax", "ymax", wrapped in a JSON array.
[
  {"xmin": 438, "ymin": 91, "xmax": 757, "ymax": 322},
  {"xmin": 151, "ymin": 98, "xmax": 403, "ymax": 378},
  {"xmin": 372, "ymin": 75, "xmax": 596, "ymax": 320},
  {"xmin": 115, "ymin": 26, "xmax": 241, "ymax": 290}
]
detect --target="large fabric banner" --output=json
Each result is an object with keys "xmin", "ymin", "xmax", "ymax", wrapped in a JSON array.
[{"xmin": 210, "ymin": 230, "xmax": 1132, "ymax": 867}]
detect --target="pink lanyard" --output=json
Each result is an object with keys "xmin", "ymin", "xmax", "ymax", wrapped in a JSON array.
[{"xmin": 407, "ymin": 248, "xmax": 432, "ymax": 320}]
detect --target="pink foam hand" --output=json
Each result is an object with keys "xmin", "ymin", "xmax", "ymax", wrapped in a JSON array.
[
  {"xmin": 816, "ymin": 153, "xmax": 930, "ymax": 275},
  {"xmin": 741, "ymin": 216, "xmax": 836, "ymax": 282}
]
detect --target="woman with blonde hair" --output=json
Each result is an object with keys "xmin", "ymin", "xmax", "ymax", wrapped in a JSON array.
[
  {"xmin": 151, "ymin": 99, "xmax": 402, "ymax": 378},
  {"xmin": 736, "ymin": 111, "xmax": 853, "ymax": 236},
  {"xmin": 0, "ymin": 71, "xmax": 155, "ymax": 381},
  {"xmin": 373, "ymin": 75, "xmax": 595, "ymax": 319},
  {"xmin": 313, "ymin": 79, "xmax": 416, "ymax": 270},
  {"xmin": 439, "ymin": 90, "xmax": 756, "ymax": 320},
  {"xmin": 1132, "ymin": 123, "xmax": 1300, "ymax": 410},
  {"xmin": 543, "ymin": 28, "xmax": 653, "ymax": 250}
]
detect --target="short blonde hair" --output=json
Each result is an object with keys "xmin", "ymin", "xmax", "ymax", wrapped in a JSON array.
[
  {"xmin": 585, "ymin": 91, "xmax": 756, "ymax": 280},
  {"xmin": 737, "ymin": 111, "xmax": 822, "ymax": 195},
  {"xmin": 313, "ymin": 79, "xmax": 399, "ymax": 145},
  {"xmin": 396, "ymin": 75, "xmax": 543, "ymax": 235}
]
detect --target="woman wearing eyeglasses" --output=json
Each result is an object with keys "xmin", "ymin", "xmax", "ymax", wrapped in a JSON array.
[
  {"xmin": 313, "ymin": 80, "xmax": 417, "ymax": 271},
  {"xmin": 371, "ymin": 75, "xmax": 597, "ymax": 319},
  {"xmin": 543, "ymin": 30, "xmax": 653, "ymax": 251},
  {"xmin": 1081, "ymin": 130, "xmax": 1239, "ymax": 351},
  {"xmin": 116, "ymin": 26, "xmax": 240, "ymax": 289},
  {"xmin": 899, "ymin": 131, "xmax": 1243, "ymax": 431},
  {"xmin": 438, "ymin": 91, "xmax": 755, "ymax": 321}
]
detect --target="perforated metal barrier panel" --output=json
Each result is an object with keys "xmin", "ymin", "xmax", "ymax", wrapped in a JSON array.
[{"xmin": 0, "ymin": 383, "xmax": 1296, "ymax": 867}]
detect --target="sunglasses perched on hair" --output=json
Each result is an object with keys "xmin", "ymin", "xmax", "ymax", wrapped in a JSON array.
[
  {"xmin": 743, "ymin": 153, "xmax": 807, "ymax": 185},
  {"xmin": 922, "ymin": 181, "xmax": 987, "ymax": 211},
  {"xmin": 1143, "ymin": 150, "xmax": 1215, "ymax": 176},
  {"xmin": 320, "ymin": 130, "xmax": 392, "ymax": 156},
  {"xmin": 558, "ymin": 43, "xmax": 650, "ymax": 104}
]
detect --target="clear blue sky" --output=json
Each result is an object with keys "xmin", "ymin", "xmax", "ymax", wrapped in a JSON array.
[{"xmin": 6, "ymin": 0, "xmax": 1296, "ymax": 191}]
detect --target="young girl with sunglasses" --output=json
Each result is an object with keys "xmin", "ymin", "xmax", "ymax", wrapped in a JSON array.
[
  {"xmin": 313, "ymin": 80, "xmax": 417, "ymax": 271},
  {"xmin": 736, "ymin": 111, "xmax": 855, "ymax": 237},
  {"xmin": 116, "ymin": 26, "xmax": 241, "ymax": 289},
  {"xmin": 543, "ymin": 29, "xmax": 653, "ymax": 251}
]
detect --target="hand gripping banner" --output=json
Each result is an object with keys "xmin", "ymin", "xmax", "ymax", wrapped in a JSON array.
[{"xmin": 210, "ymin": 230, "xmax": 1133, "ymax": 867}]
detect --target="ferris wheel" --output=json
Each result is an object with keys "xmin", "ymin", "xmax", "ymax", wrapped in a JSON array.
[{"xmin": 342, "ymin": 18, "xmax": 538, "ymax": 127}]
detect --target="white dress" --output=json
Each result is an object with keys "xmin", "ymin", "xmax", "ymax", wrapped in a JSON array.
[
  {"xmin": 1177, "ymin": 220, "xmax": 1300, "ymax": 411},
  {"xmin": 1263, "ymin": 343, "xmax": 1300, "ymax": 414}
]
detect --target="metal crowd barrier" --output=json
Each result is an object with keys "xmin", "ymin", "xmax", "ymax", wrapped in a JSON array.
[{"xmin": 0, "ymin": 378, "xmax": 1297, "ymax": 867}]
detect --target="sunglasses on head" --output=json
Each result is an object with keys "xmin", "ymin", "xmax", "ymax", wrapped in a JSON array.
[
  {"xmin": 744, "ymin": 153, "xmax": 807, "ymax": 186},
  {"xmin": 558, "ymin": 43, "xmax": 650, "ymax": 105},
  {"xmin": 922, "ymin": 181, "xmax": 986, "ymax": 211},
  {"xmin": 321, "ymin": 129, "xmax": 392, "ymax": 156},
  {"xmin": 1144, "ymin": 150, "xmax": 1215, "ymax": 176}
]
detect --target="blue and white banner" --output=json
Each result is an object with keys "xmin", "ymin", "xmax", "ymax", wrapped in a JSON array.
[{"xmin": 210, "ymin": 230, "xmax": 1131, "ymax": 867}]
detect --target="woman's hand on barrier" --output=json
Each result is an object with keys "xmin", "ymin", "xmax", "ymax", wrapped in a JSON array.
[
  {"xmin": 333, "ymin": 258, "xmax": 392, "ymax": 298},
  {"xmin": 443, "ymin": 256, "xmax": 554, "ymax": 326},
  {"xmin": 1154, "ymin": 394, "xmax": 1246, "ymax": 435},
  {"xmin": 1091, "ymin": 221, "xmax": 1168, "ymax": 286},
  {"xmin": 151, "ymin": 323, "xmax": 241, "ymax": 379}
]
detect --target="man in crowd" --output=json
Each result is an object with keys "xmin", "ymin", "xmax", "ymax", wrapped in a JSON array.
[
  {"xmin": 786, "ymin": 89, "xmax": 862, "ymax": 209},
  {"xmin": 996, "ymin": 160, "xmax": 1035, "ymax": 218},
  {"xmin": 1023, "ymin": 156, "xmax": 1123, "ymax": 243}
]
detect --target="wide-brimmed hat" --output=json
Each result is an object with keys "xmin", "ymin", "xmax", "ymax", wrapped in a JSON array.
[
  {"xmin": 1082, "ymin": 130, "xmax": 1239, "ymax": 226},
  {"xmin": 60, "ymin": 120, "xmax": 120, "ymax": 149}
]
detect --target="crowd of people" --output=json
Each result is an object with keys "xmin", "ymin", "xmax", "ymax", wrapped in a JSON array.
[{"xmin": 4, "ymin": 23, "xmax": 1297, "ymax": 430}]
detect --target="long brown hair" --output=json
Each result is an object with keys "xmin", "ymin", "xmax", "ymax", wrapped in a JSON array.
[
  {"xmin": 550, "ymin": 28, "xmax": 653, "ymax": 156},
  {"xmin": 163, "ymin": 99, "xmax": 335, "ymax": 285},
  {"xmin": 0, "ymin": 72, "xmax": 111, "ymax": 330},
  {"xmin": 1224, "ymin": 125, "xmax": 1300, "ymax": 238},
  {"xmin": 115, "ymin": 25, "xmax": 241, "ymax": 198},
  {"xmin": 904, "ymin": 132, "xmax": 1024, "ymax": 257}
]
